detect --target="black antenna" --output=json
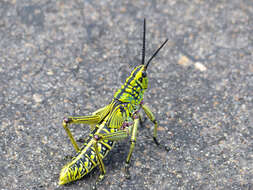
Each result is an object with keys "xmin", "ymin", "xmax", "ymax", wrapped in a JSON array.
[
  {"xmin": 145, "ymin": 39, "xmax": 168, "ymax": 70},
  {"xmin": 141, "ymin": 19, "xmax": 146, "ymax": 65}
]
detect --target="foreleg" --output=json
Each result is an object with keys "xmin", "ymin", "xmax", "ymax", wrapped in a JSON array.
[{"xmin": 141, "ymin": 104, "xmax": 159, "ymax": 145}]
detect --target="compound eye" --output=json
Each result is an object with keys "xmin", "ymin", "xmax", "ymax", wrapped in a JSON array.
[{"xmin": 142, "ymin": 71, "xmax": 147, "ymax": 77}]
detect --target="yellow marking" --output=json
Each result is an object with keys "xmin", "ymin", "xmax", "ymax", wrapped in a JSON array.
[
  {"xmin": 65, "ymin": 116, "xmax": 117, "ymax": 177},
  {"xmin": 98, "ymin": 144, "xmax": 101, "ymax": 152},
  {"xmin": 85, "ymin": 154, "xmax": 97, "ymax": 166},
  {"xmin": 102, "ymin": 128, "xmax": 110, "ymax": 133},
  {"xmin": 100, "ymin": 141, "xmax": 112, "ymax": 150},
  {"xmin": 74, "ymin": 167, "xmax": 78, "ymax": 178},
  {"xmin": 83, "ymin": 161, "xmax": 89, "ymax": 173},
  {"xmin": 79, "ymin": 166, "xmax": 83, "ymax": 174},
  {"xmin": 68, "ymin": 169, "xmax": 71, "ymax": 180},
  {"xmin": 70, "ymin": 120, "xmax": 107, "ymax": 162}
]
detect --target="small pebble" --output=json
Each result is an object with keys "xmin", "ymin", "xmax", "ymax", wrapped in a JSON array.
[
  {"xmin": 33, "ymin": 93, "xmax": 43, "ymax": 103},
  {"xmin": 178, "ymin": 55, "xmax": 192, "ymax": 67},
  {"xmin": 194, "ymin": 62, "xmax": 207, "ymax": 71}
]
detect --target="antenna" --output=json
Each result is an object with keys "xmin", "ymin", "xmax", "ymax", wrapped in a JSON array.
[
  {"xmin": 145, "ymin": 39, "xmax": 168, "ymax": 69},
  {"xmin": 141, "ymin": 18, "xmax": 146, "ymax": 65}
]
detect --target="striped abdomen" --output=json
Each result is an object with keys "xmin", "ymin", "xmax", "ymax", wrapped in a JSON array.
[{"xmin": 59, "ymin": 123, "xmax": 116, "ymax": 185}]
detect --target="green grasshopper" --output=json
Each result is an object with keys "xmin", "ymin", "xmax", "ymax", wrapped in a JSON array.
[{"xmin": 59, "ymin": 19, "xmax": 168, "ymax": 187}]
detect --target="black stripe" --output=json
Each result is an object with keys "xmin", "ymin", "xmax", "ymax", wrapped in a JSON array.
[
  {"xmin": 116, "ymin": 67, "xmax": 142, "ymax": 99},
  {"xmin": 128, "ymin": 86, "xmax": 140, "ymax": 96},
  {"xmin": 135, "ymin": 80, "xmax": 143, "ymax": 89}
]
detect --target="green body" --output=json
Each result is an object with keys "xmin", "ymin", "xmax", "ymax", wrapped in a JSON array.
[
  {"xmin": 59, "ymin": 19, "xmax": 167, "ymax": 186},
  {"xmin": 59, "ymin": 65, "xmax": 150, "ymax": 185}
]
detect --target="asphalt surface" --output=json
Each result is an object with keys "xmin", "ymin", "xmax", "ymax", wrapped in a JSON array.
[{"xmin": 0, "ymin": 0, "xmax": 253, "ymax": 190}]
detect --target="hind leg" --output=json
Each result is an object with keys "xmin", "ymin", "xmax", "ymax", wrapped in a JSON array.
[
  {"xmin": 62, "ymin": 104, "xmax": 111, "ymax": 152},
  {"xmin": 92, "ymin": 130, "xmax": 130, "ymax": 189}
]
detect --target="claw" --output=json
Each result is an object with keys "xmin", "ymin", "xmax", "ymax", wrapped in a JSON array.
[
  {"xmin": 153, "ymin": 137, "xmax": 170, "ymax": 152},
  {"xmin": 153, "ymin": 137, "xmax": 160, "ymax": 146},
  {"xmin": 92, "ymin": 174, "xmax": 105, "ymax": 190},
  {"xmin": 124, "ymin": 163, "xmax": 131, "ymax": 179}
]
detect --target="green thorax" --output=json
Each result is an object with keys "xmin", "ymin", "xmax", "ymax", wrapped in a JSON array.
[{"xmin": 114, "ymin": 65, "xmax": 148, "ymax": 106}]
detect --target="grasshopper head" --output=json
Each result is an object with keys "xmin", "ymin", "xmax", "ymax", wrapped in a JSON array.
[
  {"xmin": 129, "ymin": 65, "xmax": 148, "ymax": 89},
  {"xmin": 114, "ymin": 19, "xmax": 167, "ymax": 103}
]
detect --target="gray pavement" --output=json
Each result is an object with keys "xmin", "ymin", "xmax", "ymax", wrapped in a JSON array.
[{"xmin": 0, "ymin": 0, "xmax": 253, "ymax": 190}]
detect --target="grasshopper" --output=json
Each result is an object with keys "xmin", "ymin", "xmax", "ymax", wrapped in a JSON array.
[{"xmin": 59, "ymin": 19, "xmax": 168, "ymax": 187}]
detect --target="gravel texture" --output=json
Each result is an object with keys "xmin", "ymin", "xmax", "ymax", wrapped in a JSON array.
[{"xmin": 0, "ymin": 0, "xmax": 253, "ymax": 190}]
